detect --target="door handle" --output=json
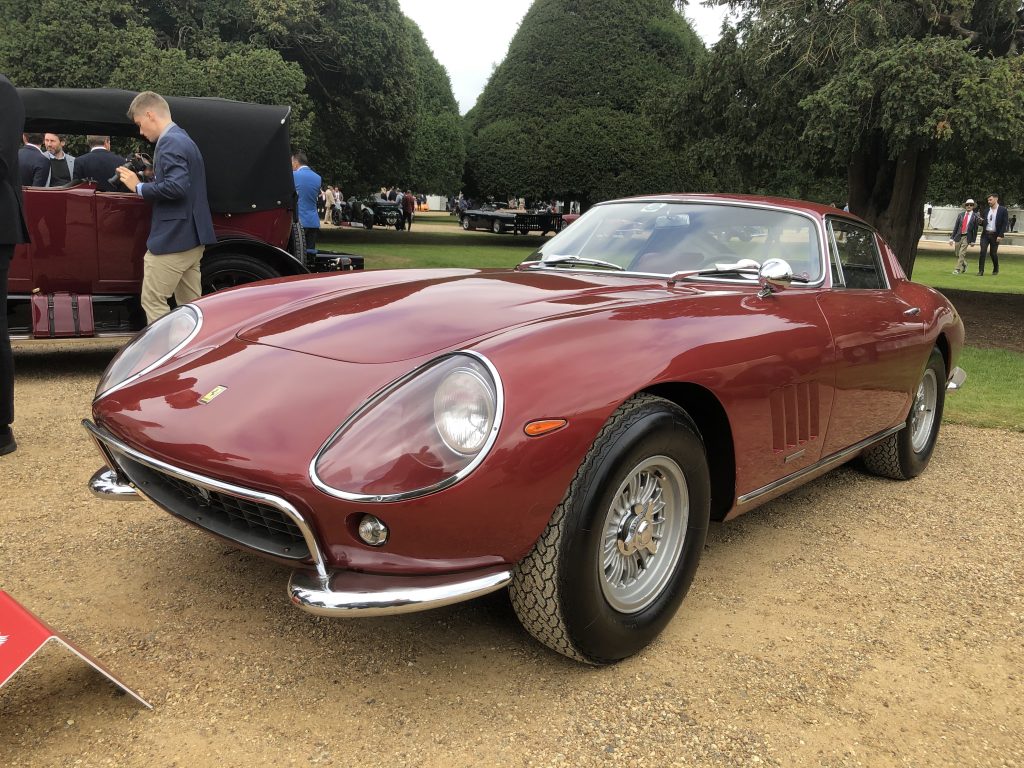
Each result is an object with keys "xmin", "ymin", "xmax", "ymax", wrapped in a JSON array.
[{"xmin": 903, "ymin": 307, "xmax": 920, "ymax": 316}]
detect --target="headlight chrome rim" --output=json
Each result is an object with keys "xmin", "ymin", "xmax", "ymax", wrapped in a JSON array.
[
  {"xmin": 95, "ymin": 305, "xmax": 204, "ymax": 400},
  {"xmin": 309, "ymin": 351, "xmax": 504, "ymax": 503}
]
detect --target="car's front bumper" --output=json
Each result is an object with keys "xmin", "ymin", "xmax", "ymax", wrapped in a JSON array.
[{"xmin": 83, "ymin": 420, "xmax": 511, "ymax": 617}]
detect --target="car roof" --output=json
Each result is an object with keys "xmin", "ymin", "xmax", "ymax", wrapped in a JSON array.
[{"xmin": 19, "ymin": 88, "xmax": 294, "ymax": 214}]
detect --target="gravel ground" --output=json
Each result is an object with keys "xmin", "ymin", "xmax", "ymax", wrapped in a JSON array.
[{"xmin": 1, "ymin": 341, "xmax": 1022, "ymax": 768}]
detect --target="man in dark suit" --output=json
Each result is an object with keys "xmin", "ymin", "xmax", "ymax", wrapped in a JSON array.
[
  {"xmin": 1, "ymin": 74, "xmax": 30, "ymax": 456},
  {"xmin": 117, "ymin": 91, "xmax": 215, "ymax": 323},
  {"xmin": 947, "ymin": 198, "xmax": 979, "ymax": 274},
  {"xmin": 18, "ymin": 131, "xmax": 49, "ymax": 187},
  {"xmin": 977, "ymin": 193, "xmax": 1009, "ymax": 276},
  {"xmin": 73, "ymin": 135, "xmax": 127, "ymax": 192}
]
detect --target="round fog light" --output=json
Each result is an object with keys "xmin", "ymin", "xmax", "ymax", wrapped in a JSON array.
[{"xmin": 357, "ymin": 515, "xmax": 389, "ymax": 547}]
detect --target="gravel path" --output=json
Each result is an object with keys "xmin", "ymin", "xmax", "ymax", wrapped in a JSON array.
[{"xmin": 1, "ymin": 341, "xmax": 1021, "ymax": 767}]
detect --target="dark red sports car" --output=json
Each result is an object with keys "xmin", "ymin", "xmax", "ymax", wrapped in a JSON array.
[{"xmin": 84, "ymin": 194, "xmax": 966, "ymax": 663}]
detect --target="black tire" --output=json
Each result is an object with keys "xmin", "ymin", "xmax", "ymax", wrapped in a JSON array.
[
  {"xmin": 201, "ymin": 252, "xmax": 280, "ymax": 294},
  {"xmin": 510, "ymin": 394, "xmax": 711, "ymax": 664},
  {"xmin": 363, "ymin": 210, "xmax": 374, "ymax": 229},
  {"xmin": 492, "ymin": 219, "xmax": 504, "ymax": 234},
  {"xmin": 286, "ymin": 222, "xmax": 306, "ymax": 261},
  {"xmin": 861, "ymin": 346, "xmax": 946, "ymax": 480},
  {"xmin": 462, "ymin": 216, "xmax": 474, "ymax": 231}
]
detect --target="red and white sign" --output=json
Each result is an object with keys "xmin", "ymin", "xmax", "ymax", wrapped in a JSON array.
[{"xmin": 0, "ymin": 590, "xmax": 151, "ymax": 708}]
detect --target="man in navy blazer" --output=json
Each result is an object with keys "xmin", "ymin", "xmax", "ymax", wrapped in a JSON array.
[
  {"xmin": 118, "ymin": 91, "xmax": 216, "ymax": 323},
  {"xmin": 73, "ymin": 135, "xmax": 126, "ymax": 192},
  {"xmin": 977, "ymin": 193, "xmax": 1009, "ymax": 276},
  {"xmin": 1, "ymin": 74, "xmax": 30, "ymax": 455},
  {"xmin": 18, "ymin": 132, "xmax": 49, "ymax": 187}
]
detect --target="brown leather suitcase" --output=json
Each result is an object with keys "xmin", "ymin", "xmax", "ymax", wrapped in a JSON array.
[{"xmin": 30, "ymin": 293, "xmax": 95, "ymax": 338}]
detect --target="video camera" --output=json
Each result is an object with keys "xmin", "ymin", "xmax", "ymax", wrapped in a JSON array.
[{"xmin": 108, "ymin": 153, "xmax": 154, "ymax": 187}]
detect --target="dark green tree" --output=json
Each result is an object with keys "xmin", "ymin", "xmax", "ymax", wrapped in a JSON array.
[
  {"xmin": 136, "ymin": 0, "xmax": 420, "ymax": 190},
  {"xmin": 405, "ymin": 19, "xmax": 465, "ymax": 195},
  {"xmin": 682, "ymin": 0, "xmax": 1024, "ymax": 274},
  {"xmin": 464, "ymin": 0, "xmax": 704, "ymax": 208}
]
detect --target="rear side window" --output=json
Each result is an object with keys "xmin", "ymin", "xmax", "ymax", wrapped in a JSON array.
[{"xmin": 828, "ymin": 219, "xmax": 886, "ymax": 289}]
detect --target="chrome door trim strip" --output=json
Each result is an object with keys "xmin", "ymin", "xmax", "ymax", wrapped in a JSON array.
[{"xmin": 736, "ymin": 424, "xmax": 904, "ymax": 507}]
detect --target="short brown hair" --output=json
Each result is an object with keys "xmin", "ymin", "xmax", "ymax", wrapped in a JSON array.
[
  {"xmin": 86, "ymin": 135, "xmax": 110, "ymax": 148},
  {"xmin": 127, "ymin": 91, "xmax": 171, "ymax": 120}
]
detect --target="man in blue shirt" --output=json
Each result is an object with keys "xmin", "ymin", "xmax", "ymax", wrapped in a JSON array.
[{"xmin": 292, "ymin": 151, "xmax": 321, "ymax": 254}]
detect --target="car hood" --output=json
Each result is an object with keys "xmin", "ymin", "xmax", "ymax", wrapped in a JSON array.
[{"xmin": 237, "ymin": 269, "xmax": 679, "ymax": 363}]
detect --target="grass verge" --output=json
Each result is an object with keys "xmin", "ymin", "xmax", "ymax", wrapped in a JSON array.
[
  {"xmin": 913, "ymin": 243, "xmax": 1024, "ymax": 293},
  {"xmin": 944, "ymin": 346, "xmax": 1024, "ymax": 431}
]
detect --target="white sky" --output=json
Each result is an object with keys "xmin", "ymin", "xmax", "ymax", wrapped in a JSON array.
[{"xmin": 398, "ymin": 0, "xmax": 731, "ymax": 115}]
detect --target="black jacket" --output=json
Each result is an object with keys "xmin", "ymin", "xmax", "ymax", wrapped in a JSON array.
[
  {"xmin": 0, "ymin": 74, "xmax": 29, "ymax": 246},
  {"xmin": 18, "ymin": 143, "xmax": 48, "ymax": 187},
  {"xmin": 74, "ymin": 147, "xmax": 127, "ymax": 192},
  {"xmin": 949, "ymin": 210, "xmax": 978, "ymax": 244}
]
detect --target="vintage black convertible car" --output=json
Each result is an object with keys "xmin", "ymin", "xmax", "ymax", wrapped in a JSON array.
[{"xmin": 10, "ymin": 88, "xmax": 360, "ymax": 339}]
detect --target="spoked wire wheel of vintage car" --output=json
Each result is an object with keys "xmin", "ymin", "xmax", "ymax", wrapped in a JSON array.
[
  {"xmin": 462, "ymin": 216, "xmax": 474, "ymax": 231},
  {"xmin": 201, "ymin": 253, "xmax": 280, "ymax": 294},
  {"xmin": 510, "ymin": 394, "xmax": 710, "ymax": 664},
  {"xmin": 861, "ymin": 346, "xmax": 946, "ymax": 480}
]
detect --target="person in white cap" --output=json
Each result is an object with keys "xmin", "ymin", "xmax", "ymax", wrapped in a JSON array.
[{"xmin": 948, "ymin": 198, "xmax": 979, "ymax": 274}]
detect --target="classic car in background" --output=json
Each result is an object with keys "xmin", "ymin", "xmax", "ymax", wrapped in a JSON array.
[
  {"xmin": 9, "ymin": 88, "xmax": 359, "ymax": 340},
  {"xmin": 85, "ymin": 194, "xmax": 965, "ymax": 664},
  {"xmin": 461, "ymin": 203, "xmax": 563, "ymax": 235}
]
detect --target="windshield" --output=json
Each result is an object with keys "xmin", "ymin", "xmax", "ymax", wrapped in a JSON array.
[{"xmin": 527, "ymin": 201, "xmax": 823, "ymax": 282}]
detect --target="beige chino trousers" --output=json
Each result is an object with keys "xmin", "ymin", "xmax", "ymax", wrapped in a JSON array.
[{"xmin": 141, "ymin": 246, "xmax": 205, "ymax": 324}]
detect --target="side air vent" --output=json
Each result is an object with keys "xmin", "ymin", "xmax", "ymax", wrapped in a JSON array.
[{"xmin": 770, "ymin": 382, "xmax": 819, "ymax": 452}]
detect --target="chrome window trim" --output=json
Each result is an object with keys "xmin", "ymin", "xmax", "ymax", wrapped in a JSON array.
[
  {"xmin": 309, "ymin": 350, "xmax": 505, "ymax": 503},
  {"xmin": 83, "ymin": 419, "xmax": 329, "ymax": 583},
  {"xmin": 95, "ymin": 304, "xmax": 204, "ymax": 400},
  {"xmin": 533, "ymin": 200, "xmax": 828, "ymax": 288},
  {"xmin": 824, "ymin": 217, "xmax": 891, "ymax": 291}
]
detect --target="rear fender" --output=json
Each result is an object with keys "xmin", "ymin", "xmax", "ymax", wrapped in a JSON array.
[{"xmin": 205, "ymin": 238, "xmax": 309, "ymax": 278}]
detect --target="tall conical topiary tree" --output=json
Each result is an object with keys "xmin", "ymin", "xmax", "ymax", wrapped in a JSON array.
[{"xmin": 463, "ymin": 0, "xmax": 704, "ymax": 208}]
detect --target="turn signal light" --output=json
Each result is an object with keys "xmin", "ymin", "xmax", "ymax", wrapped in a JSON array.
[{"xmin": 524, "ymin": 419, "xmax": 567, "ymax": 437}]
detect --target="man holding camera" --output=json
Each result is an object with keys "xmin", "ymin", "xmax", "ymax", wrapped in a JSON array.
[{"xmin": 118, "ymin": 91, "xmax": 215, "ymax": 324}]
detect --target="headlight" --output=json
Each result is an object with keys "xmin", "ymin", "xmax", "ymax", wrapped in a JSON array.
[
  {"xmin": 95, "ymin": 306, "xmax": 202, "ymax": 399},
  {"xmin": 311, "ymin": 353, "xmax": 503, "ymax": 502}
]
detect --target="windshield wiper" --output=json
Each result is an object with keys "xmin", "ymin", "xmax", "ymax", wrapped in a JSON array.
[
  {"xmin": 667, "ymin": 264, "xmax": 810, "ymax": 285},
  {"xmin": 526, "ymin": 255, "xmax": 625, "ymax": 271}
]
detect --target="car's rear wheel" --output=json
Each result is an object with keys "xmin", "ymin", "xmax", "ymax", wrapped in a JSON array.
[
  {"xmin": 861, "ymin": 346, "xmax": 946, "ymax": 480},
  {"xmin": 286, "ymin": 222, "xmax": 306, "ymax": 261},
  {"xmin": 510, "ymin": 394, "xmax": 710, "ymax": 664},
  {"xmin": 201, "ymin": 253, "xmax": 280, "ymax": 294},
  {"xmin": 462, "ymin": 216, "xmax": 474, "ymax": 231}
]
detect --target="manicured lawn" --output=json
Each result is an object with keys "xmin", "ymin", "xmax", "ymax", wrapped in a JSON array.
[
  {"xmin": 944, "ymin": 346, "xmax": 1024, "ymax": 431},
  {"xmin": 912, "ymin": 243, "xmax": 1024, "ymax": 293}
]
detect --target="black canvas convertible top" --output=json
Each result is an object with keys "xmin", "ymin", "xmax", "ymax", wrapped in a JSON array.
[{"xmin": 18, "ymin": 88, "xmax": 294, "ymax": 214}]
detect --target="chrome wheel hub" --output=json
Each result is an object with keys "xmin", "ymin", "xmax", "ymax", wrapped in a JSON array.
[
  {"xmin": 600, "ymin": 456, "xmax": 688, "ymax": 614},
  {"xmin": 910, "ymin": 368, "xmax": 938, "ymax": 453}
]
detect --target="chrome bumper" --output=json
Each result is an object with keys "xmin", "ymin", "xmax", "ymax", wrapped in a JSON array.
[
  {"xmin": 83, "ymin": 420, "xmax": 512, "ymax": 617},
  {"xmin": 947, "ymin": 366, "xmax": 967, "ymax": 391}
]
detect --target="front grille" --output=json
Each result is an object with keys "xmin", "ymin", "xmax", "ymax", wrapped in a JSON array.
[{"xmin": 114, "ymin": 453, "xmax": 311, "ymax": 561}]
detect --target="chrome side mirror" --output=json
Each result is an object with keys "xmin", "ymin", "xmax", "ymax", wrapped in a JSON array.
[{"xmin": 758, "ymin": 258, "xmax": 794, "ymax": 297}]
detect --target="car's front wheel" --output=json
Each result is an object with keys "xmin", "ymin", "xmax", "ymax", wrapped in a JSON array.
[
  {"xmin": 492, "ymin": 219, "xmax": 504, "ymax": 234},
  {"xmin": 510, "ymin": 394, "xmax": 710, "ymax": 664},
  {"xmin": 462, "ymin": 216, "xmax": 474, "ymax": 231},
  {"xmin": 861, "ymin": 346, "xmax": 946, "ymax": 480},
  {"xmin": 201, "ymin": 253, "xmax": 280, "ymax": 294}
]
